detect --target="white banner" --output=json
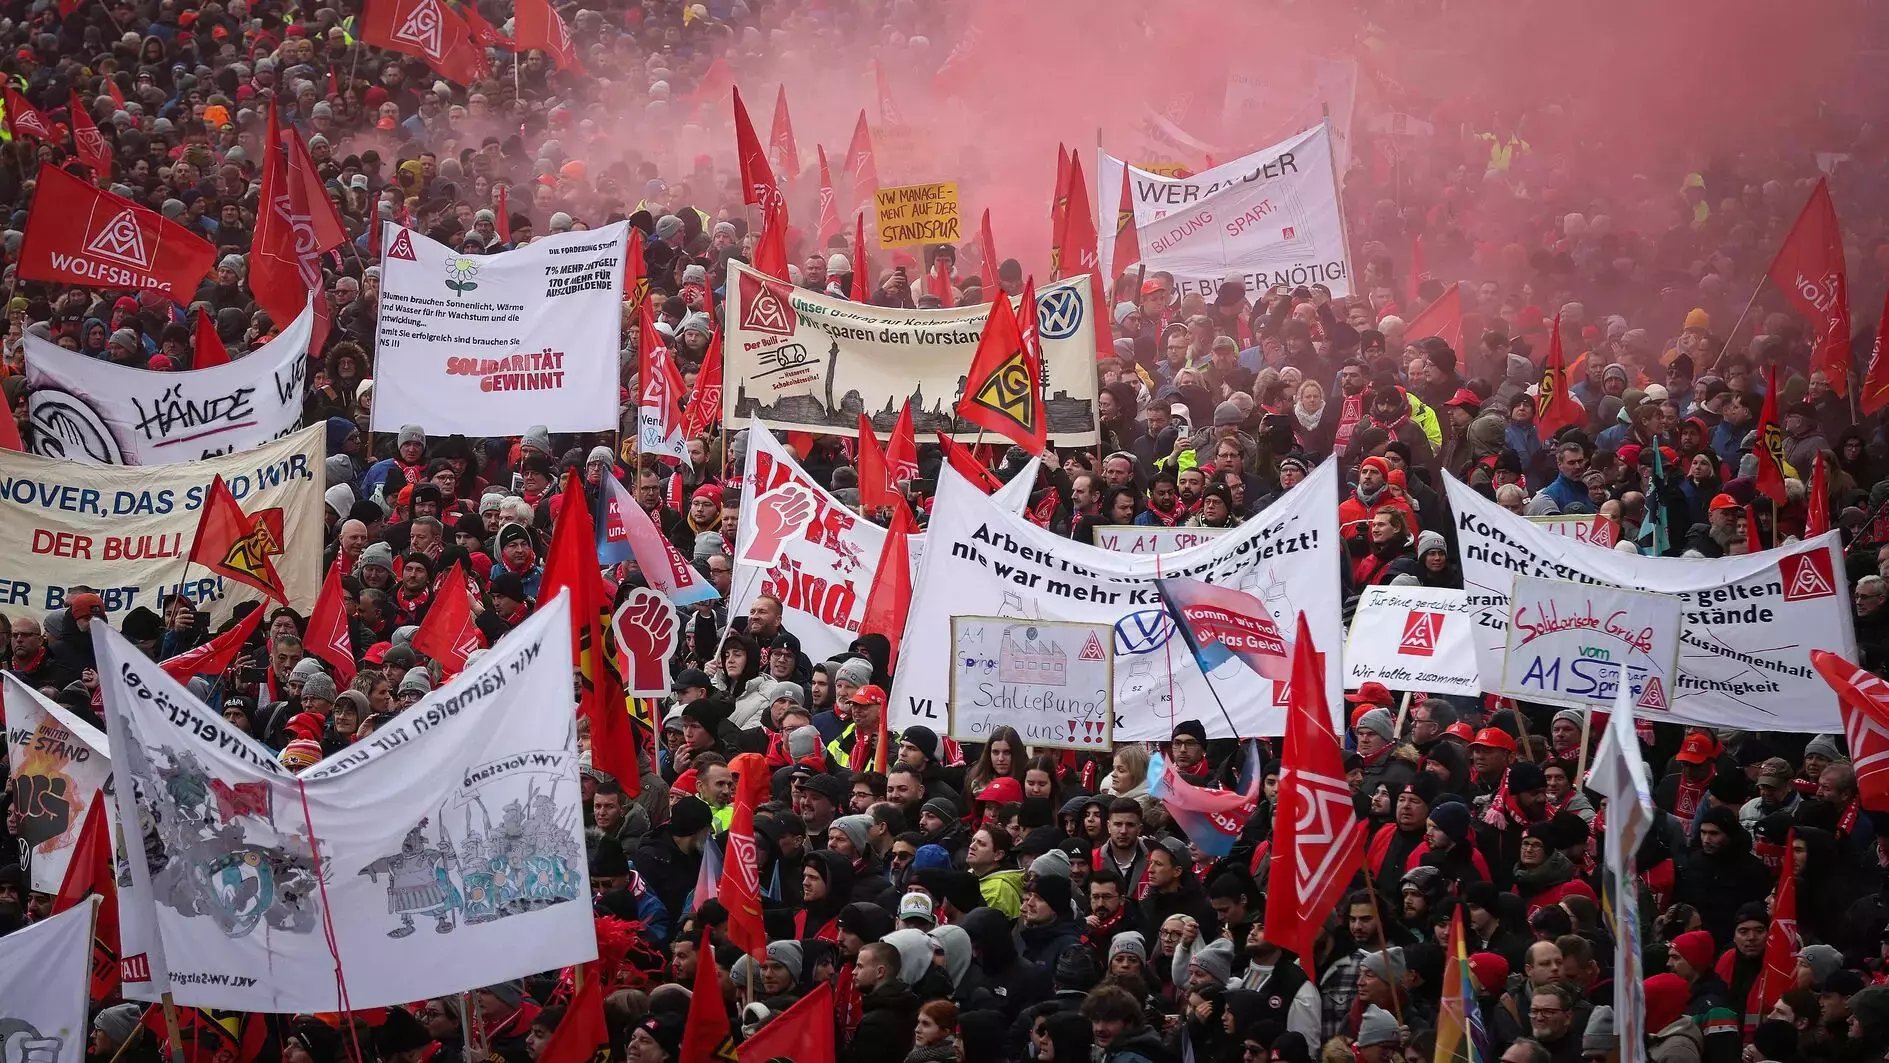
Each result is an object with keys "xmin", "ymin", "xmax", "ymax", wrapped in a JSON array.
[
  {"xmin": 1527, "ymin": 514, "xmax": 1619, "ymax": 549},
  {"xmin": 891, "ymin": 458, "xmax": 1343, "ymax": 740},
  {"xmin": 1342, "ymin": 586, "xmax": 1481, "ymax": 697},
  {"xmin": 0, "ymin": 897, "xmax": 96, "ymax": 1063},
  {"xmin": 0, "ymin": 423, "xmax": 323, "ymax": 623},
  {"xmin": 371, "ymin": 222, "xmax": 626, "ymax": 435},
  {"xmin": 730, "ymin": 420, "xmax": 1034, "ymax": 662},
  {"xmin": 102, "ymin": 597, "xmax": 595, "ymax": 1012},
  {"xmin": 1092, "ymin": 525, "xmax": 1230, "ymax": 555},
  {"xmin": 1500, "ymin": 577, "xmax": 1684, "ymax": 712},
  {"xmin": 722, "ymin": 261, "xmax": 1100, "ymax": 445},
  {"xmin": 1446, "ymin": 475, "xmax": 1854, "ymax": 731},
  {"xmin": 1096, "ymin": 123, "xmax": 1353, "ymax": 300},
  {"xmin": 950, "ymin": 617, "xmax": 1114, "ymax": 750},
  {"xmin": 4, "ymin": 675, "xmax": 111, "ymax": 893},
  {"xmin": 24, "ymin": 299, "xmax": 312, "ymax": 465}
]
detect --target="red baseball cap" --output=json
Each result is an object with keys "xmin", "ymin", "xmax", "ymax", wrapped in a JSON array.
[
  {"xmin": 364, "ymin": 642, "xmax": 392, "ymax": 664},
  {"xmin": 1346, "ymin": 681, "xmax": 1394, "ymax": 709},
  {"xmin": 849, "ymin": 683, "xmax": 888, "ymax": 708},
  {"xmin": 975, "ymin": 776, "xmax": 1022, "ymax": 804},
  {"xmin": 1470, "ymin": 728, "xmax": 1517, "ymax": 752},
  {"xmin": 1709, "ymin": 493, "xmax": 1740, "ymax": 513},
  {"xmin": 1445, "ymin": 387, "xmax": 1482, "ymax": 411},
  {"xmin": 1444, "ymin": 722, "xmax": 1477, "ymax": 742},
  {"xmin": 1674, "ymin": 732, "xmax": 1717, "ymax": 764}
]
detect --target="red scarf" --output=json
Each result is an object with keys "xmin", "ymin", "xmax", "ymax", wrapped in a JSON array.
[
  {"xmin": 1840, "ymin": 795, "xmax": 1862, "ymax": 838},
  {"xmin": 502, "ymin": 547, "xmax": 538, "ymax": 575},
  {"xmin": 1332, "ymin": 388, "xmax": 1367, "ymax": 450},
  {"xmin": 1143, "ymin": 497, "xmax": 1184, "ymax": 527},
  {"xmin": 1673, "ymin": 766, "xmax": 1713, "ymax": 819}
]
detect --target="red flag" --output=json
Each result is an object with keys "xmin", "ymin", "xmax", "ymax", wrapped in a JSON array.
[
  {"xmin": 637, "ymin": 301, "xmax": 688, "ymax": 461},
  {"xmin": 845, "ymin": 110, "xmax": 879, "ymax": 220},
  {"xmin": 458, "ymin": 1, "xmax": 513, "ymax": 48},
  {"xmin": 1409, "ymin": 233, "xmax": 1428, "ymax": 305},
  {"xmin": 978, "ymin": 207, "xmax": 1000, "ymax": 294},
  {"xmin": 303, "ymin": 564, "xmax": 359, "ymax": 688},
  {"xmin": 737, "ymin": 982, "xmax": 834, "ymax": 1063},
  {"xmin": 52, "ymin": 801, "xmax": 120, "ymax": 1001},
  {"xmin": 1270, "ymin": 614, "xmax": 1365, "ymax": 980},
  {"xmin": 956, "ymin": 286, "xmax": 1047, "ymax": 455},
  {"xmin": 927, "ymin": 255, "xmax": 954, "ymax": 308},
  {"xmin": 1864, "ymin": 286, "xmax": 1889, "ymax": 415},
  {"xmin": 511, "ymin": 0, "xmax": 580, "ymax": 70},
  {"xmin": 769, "ymin": 84, "xmax": 800, "ymax": 180},
  {"xmin": 856, "ymin": 413, "xmax": 895, "ymax": 512},
  {"xmin": 492, "ymin": 184, "xmax": 512, "ymax": 245},
  {"xmin": 0, "ymin": 398, "xmax": 20, "ymax": 453},
  {"xmin": 732, "ymin": 86, "xmax": 779, "ymax": 211},
  {"xmin": 67, "ymin": 92, "xmax": 111, "ymax": 176},
  {"xmin": 752, "ymin": 198, "xmax": 790, "ymax": 282},
  {"xmin": 192, "ymin": 308, "xmax": 230, "ymax": 368},
  {"xmin": 1050, "ymin": 144, "xmax": 1070, "ymax": 275},
  {"xmin": 539, "ymin": 472, "xmax": 636, "ymax": 785},
  {"xmin": 684, "ymin": 56, "xmax": 736, "ymax": 117},
  {"xmin": 188, "ymin": 475, "xmax": 288, "ymax": 601},
  {"xmin": 680, "ymin": 330, "xmax": 723, "ymax": 442},
  {"xmin": 679, "ymin": 929, "xmax": 735, "ymax": 1062},
  {"xmin": 1753, "ymin": 366, "xmax": 1789, "ymax": 505},
  {"xmin": 358, "ymin": 0, "xmax": 488, "ymax": 85},
  {"xmin": 1110, "ymin": 165, "xmax": 1140, "ymax": 278},
  {"xmin": 1812, "ymin": 650, "xmax": 1889, "ymax": 812},
  {"xmin": 1403, "ymin": 283, "xmax": 1464, "ymax": 353},
  {"xmin": 1757, "ymin": 831, "xmax": 1799, "ymax": 1012},
  {"xmin": 873, "ymin": 58, "xmax": 902, "ymax": 126},
  {"xmin": 159, "ymin": 604, "xmax": 263, "ymax": 683},
  {"xmin": 1767, "ymin": 177, "xmax": 1852, "ymax": 396},
  {"xmin": 1535, "ymin": 311, "xmax": 1584, "ymax": 439},
  {"xmin": 623, "ymin": 226, "xmax": 647, "ymax": 306},
  {"xmin": 255, "ymin": 105, "xmax": 345, "ymax": 350},
  {"xmin": 5, "ymin": 85, "xmax": 52, "ymax": 140},
  {"xmin": 722, "ymin": 753, "xmax": 771, "ymax": 956},
  {"xmin": 937, "ymin": 432, "xmax": 1002, "ymax": 492},
  {"xmin": 104, "ymin": 79, "xmax": 125, "ymax": 111},
  {"xmin": 18, "ymin": 164, "xmax": 215, "ymax": 300},
  {"xmin": 850, "ymin": 213, "xmax": 870, "ymax": 302},
  {"xmin": 860, "ymin": 503, "xmax": 914, "ymax": 671},
  {"xmin": 412, "ymin": 561, "xmax": 482, "ymax": 674},
  {"xmin": 886, "ymin": 399, "xmax": 918, "ymax": 486},
  {"xmin": 815, "ymin": 145, "xmax": 842, "ymax": 252},
  {"xmin": 1808, "ymin": 453, "xmax": 1831, "ymax": 538},
  {"xmin": 537, "ymin": 970, "xmax": 606, "ymax": 1063},
  {"xmin": 1058, "ymin": 154, "xmax": 1098, "ymax": 283}
]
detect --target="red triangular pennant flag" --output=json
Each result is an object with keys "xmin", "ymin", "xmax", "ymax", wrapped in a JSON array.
[
  {"xmin": 769, "ymin": 84, "xmax": 799, "ymax": 180},
  {"xmin": 927, "ymin": 255, "xmax": 954, "ymax": 307},
  {"xmin": 680, "ymin": 929, "xmax": 736, "ymax": 1061},
  {"xmin": 886, "ymin": 399, "xmax": 917, "ymax": 487},
  {"xmin": 5, "ymin": 84, "xmax": 52, "ymax": 140},
  {"xmin": 160, "ymin": 604, "xmax": 264, "ymax": 683},
  {"xmin": 814, "ymin": 145, "xmax": 842, "ymax": 253},
  {"xmin": 956, "ymin": 285, "xmax": 1047, "ymax": 454},
  {"xmin": 192, "ymin": 307, "xmax": 230, "ymax": 368},
  {"xmin": 1757, "ymin": 831, "xmax": 1799, "ymax": 1012},
  {"xmin": 860, "ymin": 503, "xmax": 914, "ymax": 671},
  {"xmin": 850, "ymin": 213, "xmax": 870, "ymax": 302},
  {"xmin": 680, "ymin": 330, "xmax": 723, "ymax": 442},
  {"xmin": 1110, "ymin": 165, "xmax": 1140, "ymax": 277},
  {"xmin": 1753, "ymin": 365, "xmax": 1789, "ymax": 505},
  {"xmin": 1863, "ymin": 285, "xmax": 1889, "ymax": 415},
  {"xmin": 1767, "ymin": 177, "xmax": 1852, "ymax": 397},
  {"xmin": 1808, "ymin": 452, "xmax": 1831, "ymax": 538},
  {"xmin": 357, "ymin": 0, "xmax": 489, "ymax": 84},
  {"xmin": 1404, "ymin": 283, "xmax": 1465, "ymax": 354},
  {"xmin": 539, "ymin": 472, "xmax": 635, "ymax": 785},
  {"xmin": 1812, "ymin": 650, "xmax": 1889, "ymax": 812},
  {"xmin": 737, "ymin": 982, "xmax": 834, "ymax": 1062},
  {"xmin": 978, "ymin": 207, "xmax": 1000, "ymax": 294},
  {"xmin": 937, "ymin": 432, "xmax": 1003, "ymax": 492},
  {"xmin": 187, "ymin": 475, "xmax": 287, "ymax": 601},
  {"xmin": 410, "ymin": 561, "xmax": 482, "ymax": 675},
  {"xmin": 67, "ymin": 91, "xmax": 112, "ymax": 176},
  {"xmin": 1535, "ymin": 311, "xmax": 1584, "ymax": 439},
  {"xmin": 511, "ymin": 0, "xmax": 580, "ymax": 70},
  {"xmin": 732, "ymin": 86, "xmax": 779, "ymax": 211},
  {"xmin": 856, "ymin": 413, "xmax": 895, "ymax": 512},
  {"xmin": 52, "ymin": 801, "xmax": 120, "ymax": 1001},
  {"xmin": 721, "ymin": 753, "xmax": 771, "ymax": 957},
  {"xmin": 303, "ymin": 563, "xmax": 359, "ymax": 688},
  {"xmin": 845, "ymin": 110, "xmax": 878, "ymax": 220}
]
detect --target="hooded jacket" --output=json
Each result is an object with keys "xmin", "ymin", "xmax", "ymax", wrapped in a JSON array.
[
  {"xmin": 960, "ymin": 906, "xmax": 1050, "ymax": 1019},
  {"xmin": 844, "ymin": 978, "xmax": 921, "ymax": 1063},
  {"xmin": 1672, "ymin": 807, "xmax": 1772, "ymax": 945}
]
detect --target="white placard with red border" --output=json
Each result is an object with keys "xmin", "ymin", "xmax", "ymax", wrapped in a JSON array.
[
  {"xmin": 1446, "ymin": 473, "xmax": 1853, "ymax": 731},
  {"xmin": 948, "ymin": 616, "xmax": 1113, "ymax": 751},
  {"xmin": 1498, "ymin": 577, "xmax": 1683, "ymax": 713},
  {"xmin": 1342, "ymin": 586, "xmax": 1480, "ymax": 697}
]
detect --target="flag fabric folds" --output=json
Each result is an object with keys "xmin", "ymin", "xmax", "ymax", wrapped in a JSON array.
[
  {"xmin": 303, "ymin": 563, "xmax": 360, "ymax": 687},
  {"xmin": 956, "ymin": 287, "xmax": 1047, "ymax": 454},
  {"xmin": 1752, "ymin": 365, "xmax": 1790, "ymax": 504},
  {"xmin": 1145, "ymin": 749, "xmax": 1257, "ymax": 858},
  {"xmin": 540, "ymin": 473, "xmax": 636, "ymax": 785},
  {"xmin": 410, "ymin": 560, "xmax": 482, "ymax": 674},
  {"xmin": 187, "ymin": 475, "xmax": 288, "ymax": 601},
  {"xmin": 158, "ymin": 603, "xmax": 264, "ymax": 682},
  {"xmin": 1811, "ymin": 650, "xmax": 1889, "ymax": 811},
  {"xmin": 1767, "ymin": 177, "xmax": 1851, "ymax": 396},
  {"xmin": 858, "ymin": 502, "xmax": 915, "ymax": 672},
  {"xmin": 18, "ymin": 164, "xmax": 215, "ymax": 300},
  {"xmin": 1535, "ymin": 311, "xmax": 1584, "ymax": 440}
]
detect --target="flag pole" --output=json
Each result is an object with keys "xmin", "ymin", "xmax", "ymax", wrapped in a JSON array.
[
  {"xmin": 105, "ymin": 1007, "xmax": 156, "ymax": 1063},
  {"xmin": 1575, "ymin": 709, "xmax": 1593, "ymax": 783},
  {"xmin": 1707, "ymin": 279, "xmax": 1765, "ymax": 374},
  {"xmin": 1391, "ymin": 690, "xmax": 1412, "ymax": 739},
  {"xmin": 159, "ymin": 993, "xmax": 186, "ymax": 1063}
]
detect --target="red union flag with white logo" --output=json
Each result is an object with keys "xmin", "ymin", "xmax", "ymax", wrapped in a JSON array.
[
  {"xmin": 18, "ymin": 165, "xmax": 215, "ymax": 299},
  {"xmin": 1767, "ymin": 177, "xmax": 1852, "ymax": 396},
  {"xmin": 358, "ymin": 0, "xmax": 487, "ymax": 84},
  {"xmin": 1812, "ymin": 650, "xmax": 1889, "ymax": 811},
  {"xmin": 1270, "ymin": 613, "xmax": 1364, "ymax": 979}
]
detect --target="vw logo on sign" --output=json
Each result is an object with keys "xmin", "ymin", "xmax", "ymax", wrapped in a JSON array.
[
  {"xmin": 1037, "ymin": 287, "xmax": 1083, "ymax": 340},
  {"xmin": 1114, "ymin": 608, "xmax": 1175, "ymax": 655}
]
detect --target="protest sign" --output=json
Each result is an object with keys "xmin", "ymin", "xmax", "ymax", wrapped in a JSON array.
[
  {"xmin": 874, "ymin": 181, "xmax": 960, "ymax": 248},
  {"xmin": 1446, "ymin": 474, "xmax": 1853, "ymax": 731},
  {"xmin": 1095, "ymin": 122, "xmax": 1353, "ymax": 300},
  {"xmin": 723, "ymin": 261, "xmax": 1099, "ymax": 445},
  {"xmin": 0, "ymin": 423, "xmax": 322, "ymax": 622},
  {"xmin": 1093, "ymin": 525, "xmax": 1230, "ymax": 555},
  {"xmin": 1499, "ymin": 576, "xmax": 1683, "ymax": 711},
  {"xmin": 0, "ymin": 896, "xmax": 95, "ymax": 1063},
  {"xmin": 24, "ymin": 297, "xmax": 312, "ymax": 465},
  {"xmin": 1343, "ymin": 586, "xmax": 1480, "ymax": 697},
  {"xmin": 729, "ymin": 420, "xmax": 1034, "ymax": 661},
  {"xmin": 4, "ymin": 674, "xmax": 111, "ymax": 893},
  {"xmin": 891, "ymin": 458, "xmax": 1342, "ymax": 740},
  {"xmin": 949, "ymin": 617, "xmax": 1112, "ymax": 750},
  {"xmin": 103, "ymin": 597, "xmax": 595, "ymax": 1013},
  {"xmin": 370, "ymin": 221, "xmax": 626, "ymax": 435},
  {"xmin": 1527, "ymin": 513, "xmax": 1619, "ymax": 548}
]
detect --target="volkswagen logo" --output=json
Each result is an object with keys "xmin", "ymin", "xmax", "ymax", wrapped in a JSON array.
[
  {"xmin": 1114, "ymin": 608, "xmax": 1174, "ymax": 655},
  {"xmin": 1037, "ymin": 287, "xmax": 1083, "ymax": 340}
]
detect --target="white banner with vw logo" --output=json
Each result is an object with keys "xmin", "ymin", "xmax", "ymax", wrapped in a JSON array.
[
  {"xmin": 722, "ymin": 260, "xmax": 1100, "ymax": 445},
  {"xmin": 890, "ymin": 458, "xmax": 1343, "ymax": 740},
  {"xmin": 24, "ymin": 298, "xmax": 313, "ymax": 465}
]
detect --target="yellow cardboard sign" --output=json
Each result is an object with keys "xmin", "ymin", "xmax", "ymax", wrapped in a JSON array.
[{"xmin": 874, "ymin": 181, "xmax": 961, "ymax": 248}]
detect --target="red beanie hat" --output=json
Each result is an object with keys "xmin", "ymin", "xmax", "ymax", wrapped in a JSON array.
[
  {"xmin": 1643, "ymin": 973, "xmax": 1690, "ymax": 1032},
  {"xmin": 1671, "ymin": 930, "xmax": 1716, "ymax": 975},
  {"xmin": 1467, "ymin": 952, "xmax": 1509, "ymax": 995}
]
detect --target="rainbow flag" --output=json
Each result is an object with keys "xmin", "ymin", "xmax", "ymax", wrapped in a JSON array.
[{"xmin": 1435, "ymin": 907, "xmax": 1490, "ymax": 1063}]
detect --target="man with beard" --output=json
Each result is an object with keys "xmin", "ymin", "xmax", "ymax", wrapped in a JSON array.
[
  {"xmin": 1227, "ymin": 898, "xmax": 1323, "ymax": 1046},
  {"xmin": 1320, "ymin": 357, "xmax": 1373, "ymax": 455},
  {"xmin": 1360, "ymin": 382, "xmax": 1435, "ymax": 467},
  {"xmin": 1468, "ymin": 727, "xmax": 1517, "ymax": 801},
  {"xmin": 1340, "ymin": 456, "xmax": 1420, "ymax": 539},
  {"xmin": 392, "ymin": 552, "xmax": 435, "ymax": 626},
  {"xmin": 1475, "ymin": 760, "xmax": 1551, "ymax": 891},
  {"xmin": 1673, "ymin": 808, "xmax": 1772, "ymax": 946},
  {"xmin": 1080, "ymin": 868, "xmax": 1137, "ymax": 958},
  {"xmin": 1368, "ymin": 775, "xmax": 1441, "ymax": 895}
]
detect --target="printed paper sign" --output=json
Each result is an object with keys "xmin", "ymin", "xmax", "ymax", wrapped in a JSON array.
[
  {"xmin": 1498, "ymin": 577, "xmax": 1683, "ymax": 711},
  {"xmin": 24, "ymin": 298, "xmax": 313, "ymax": 465},
  {"xmin": 371, "ymin": 221, "xmax": 626, "ymax": 434},
  {"xmin": 891, "ymin": 458, "xmax": 1342, "ymax": 739},
  {"xmin": 1343, "ymin": 586, "xmax": 1480, "ymax": 697},
  {"xmin": 724, "ymin": 261, "xmax": 1100, "ymax": 445},
  {"xmin": 1447, "ymin": 474, "xmax": 1851, "ymax": 731},
  {"xmin": 1527, "ymin": 514, "xmax": 1619, "ymax": 548},
  {"xmin": 4, "ymin": 674, "xmax": 111, "ymax": 893},
  {"xmin": 1093, "ymin": 525, "xmax": 1230, "ymax": 555},
  {"xmin": 0, "ymin": 424, "xmax": 323, "ymax": 622},
  {"xmin": 874, "ymin": 182, "xmax": 960, "ymax": 248},
  {"xmin": 1096, "ymin": 122, "xmax": 1354, "ymax": 299},
  {"xmin": 950, "ymin": 617, "xmax": 1112, "ymax": 750}
]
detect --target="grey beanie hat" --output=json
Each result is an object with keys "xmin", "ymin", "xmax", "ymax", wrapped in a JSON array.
[
  {"xmin": 1553, "ymin": 708, "xmax": 1585, "ymax": 732},
  {"xmin": 1355, "ymin": 708, "xmax": 1394, "ymax": 743},
  {"xmin": 1363, "ymin": 946, "xmax": 1407, "ymax": 985},
  {"xmin": 1212, "ymin": 400, "xmax": 1244, "ymax": 427},
  {"xmin": 397, "ymin": 424, "xmax": 425, "ymax": 447},
  {"xmin": 218, "ymin": 253, "xmax": 245, "ymax": 274},
  {"xmin": 1189, "ymin": 938, "xmax": 1236, "ymax": 984},
  {"xmin": 358, "ymin": 540, "xmax": 396, "ymax": 573},
  {"xmin": 522, "ymin": 424, "xmax": 552, "ymax": 454},
  {"xmin": 1107, "ymin": 931, "xmax": 1147, "ymax": 964},
  {"xmin": 300, "ymin": 672, "xmax": 337, "ymax": 704},
  {"xmin": 786, "ymin": 724, "xmax": 822, "ymax": 760},
  {"xmin": 692, "ymin": 530, "xmax": 726, "ymax": 561},
  {"xmin": 109, "ymin": 327, "xmax": 139, "ymax": 351},
  {"xmin": 1416, "ymin": 529, "xmax": 1447, "ymax": 556},
  {"xmin": 1356, "ymin": 1004, "xmax": 1400, "ymax": 1047},
  {"xmin": 1029, "ymin": 847, "xmax": 1072, "ymax": 881},
  {"xmin": 291, "ymin": 657, "xmax": 326, "ymax": 681},
  {"xmin": 392, "ymin": 624, "xmax": 420, "ymax": 648},
  {"xmin": 482, "ymin": 981, "xmax": 523, "ymax": 1007},
  {"xmin": 1805, "ymin": 734, "xmax": 1846, "ymax": 762},
  {"xmin": 1582, "ymin": 1006, "xmax": 1615, "ymax": 1054},
  {"xmin": 399, "ymin": 667, "xmax": 433, "ymax": 696},
  {"xmin": 587, "ymin": 445, "xmax": 614, "ymax": 467},
  {"xmin": 836, "ymin": 657, "xmax": 874, "ymax": 687},
  {"xmin": 765, "ymin": 680, "xmax": 804, "ymax": 706},
  {"xmin": 830, "ymin": 814, "xmax": 872, "ymax": 852},
  {"xmin": 324, "ymin": 483, "xmax": 356, "ymax": 519},
  {"xmin": 1798, "ymin": 943, "xmax": 1844, "ymax": 987},
  {"xmin": 94, "ymin": 1004, "xmax": 144, "ymax": 1045}
]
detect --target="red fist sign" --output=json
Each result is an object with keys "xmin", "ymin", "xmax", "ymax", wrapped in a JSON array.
[
  {"xmin": 613, "ymin": 587, "xmax": 680, "ymax": 697},
  {"xmin": 738, "ymin": 482, "xmax": 815, "ymax": 565}
]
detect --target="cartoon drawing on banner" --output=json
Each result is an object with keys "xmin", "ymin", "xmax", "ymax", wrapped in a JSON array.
[
  {"xmin": 24, "ymin": 390, "xmax": 123, "ymax": 463},
  {"xmin": 360, "ymin": 756, "xmax": 583, "ymax": 937},
  {"xmin": 9, "ymin": 724, "xmax": 90, "ymax": 868},
  {"xmin": 0, "ymin": 1017, "xmax": 69, "ymax": 1063},
  {"xmin": 121, "ymin": 742, "xmax": 322, "ymax": 938},
  {"xmin": 950, "ymin": 617, "xmax": 1112, "ymax": 750},
  {"xmin": 1119, "ymin": 659, "xmax": 1184, "ymax": 729}
]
